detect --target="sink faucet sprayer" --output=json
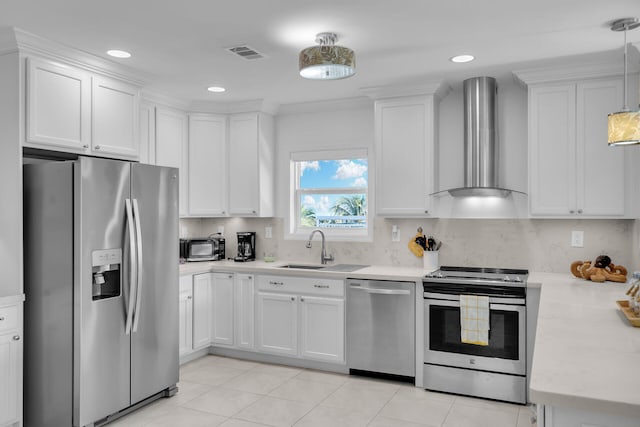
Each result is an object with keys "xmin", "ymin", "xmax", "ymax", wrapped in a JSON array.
[{"xmin": 306, "ymin": 229, "xmax": 334, "ymax": 265}]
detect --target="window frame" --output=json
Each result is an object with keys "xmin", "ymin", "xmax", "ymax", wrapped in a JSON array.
[{"xmin": 288, "ymin": 148, "xmax": 372, "ymax": 242}]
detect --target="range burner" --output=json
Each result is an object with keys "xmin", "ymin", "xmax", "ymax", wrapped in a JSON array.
[{"xmin": 425, "ymin": 265, "xmax": 528, "ymax": 284}]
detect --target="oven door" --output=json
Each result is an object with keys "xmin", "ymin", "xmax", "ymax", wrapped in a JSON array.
[{"xmin": 424, "ymin": 298, "xmax": 525, "ymax": 375}]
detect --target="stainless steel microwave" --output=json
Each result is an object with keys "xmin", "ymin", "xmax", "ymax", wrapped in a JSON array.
[{"xmin": 180, "ymin": 237, "xmax": 225, "ymax": 262}]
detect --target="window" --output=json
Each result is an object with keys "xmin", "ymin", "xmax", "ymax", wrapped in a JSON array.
[{"xmin": 290, "ymin": 149, "xmax": 370, "ymax": 240}]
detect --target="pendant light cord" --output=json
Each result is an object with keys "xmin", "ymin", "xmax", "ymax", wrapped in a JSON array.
[{"xmin": 623, "ymin": 24, "xmax": 629, "ymax": 110}]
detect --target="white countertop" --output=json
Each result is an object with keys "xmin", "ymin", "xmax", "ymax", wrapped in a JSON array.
[
  {"xmin": 180, "ymin": 259, "xmax": 427, "ymax": 282},
  {"xmin": 528, "ymin": 272, "xmax": 640, "ymax": 418}
]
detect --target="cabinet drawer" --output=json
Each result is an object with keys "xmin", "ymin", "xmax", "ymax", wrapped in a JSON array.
[
  {"xmin": 0, "ymin": 306, "xmax": 18, "ymax": 332},
  {"xmin": 258, "ymin": 275, "xmax": 344, "ymax": 297}
]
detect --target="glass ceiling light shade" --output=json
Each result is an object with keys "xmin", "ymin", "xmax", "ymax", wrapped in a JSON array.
[
  {"xmin": 299, "ymin": 32, "xmax": 355, "ymax": 80},
  {"xmin": 608, "ymin": 17, "xmax": 640, "ymax": 146}
]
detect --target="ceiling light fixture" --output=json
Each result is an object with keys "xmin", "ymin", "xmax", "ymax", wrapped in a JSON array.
[
  {"xmin": 299, "ymin": 32, "xmax": 355, "ymax": 80},
  {"xmin": 450, "ymin": 54, "xmax": 475, "ymax": 63},
  {"xmin": 608, "ymin": 17, "xmax": 640, "ymax": 146},
  {"xmin": 207, "ymin": 86, "xmax": 226, "ymax": 93},
  {"xmin": 106, "ymin": 50, "xmax": 131, "ymax": 59}
]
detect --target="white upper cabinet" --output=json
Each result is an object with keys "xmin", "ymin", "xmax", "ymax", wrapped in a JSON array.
[
  {"xmin": 155, "ymin": 107, "xmax": 188, "ymax": 216},
  {"xmin": 188, "ymin": 114, "xmax": 228, "ymax": 216},
  {"xmin": 26, "ymin": 57, "xmax": 91, "ymax": 152},
  {"xmin": 26, "ymin": 57, "xmax": 140, "ymax": 160},
  {"xmin": 374, "ymin": 95, "xmax": 438, "ymax": 217},
  {"xmin": 228, "ymin": 112, "xmax": 275, "ymax": 217},
  {"xmin": 91, "ymin": 76, "xmax": 139, "ymax": 159},
  {"xmin": 527, "ymin": 77, "xmax": 632, "ymax": 217}
]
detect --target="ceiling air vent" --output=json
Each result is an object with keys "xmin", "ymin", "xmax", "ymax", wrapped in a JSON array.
[{"xmin": 226, "ymin": 45, "xmax": 265, "ymax": 60}]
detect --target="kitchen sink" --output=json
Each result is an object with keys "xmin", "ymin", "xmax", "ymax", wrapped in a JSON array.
[
  {"xmin": 278, "ymin": 263, "xmax": 369, "ymax": 272},
  {"xmin": 278, "ymin": 264, "xmax": 326, "ymax": 270}
]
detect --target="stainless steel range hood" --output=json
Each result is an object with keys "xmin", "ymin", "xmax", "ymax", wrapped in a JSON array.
[{"xmin": 446, "ymin": 76, "xmax": 520, "ymax": 198}]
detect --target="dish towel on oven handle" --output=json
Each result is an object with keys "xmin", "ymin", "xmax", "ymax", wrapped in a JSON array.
[{"xmin": 460, "ymin": 294, "xmax": 490, "ymax": 346}]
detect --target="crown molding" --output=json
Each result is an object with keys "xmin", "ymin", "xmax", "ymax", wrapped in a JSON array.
[
  {"xmin": 0, "ymin": 27, "xmax": 150, "ymax": 86},
  {"xmin": 140, "ymin": 89, "xmax": 190, "ymax": 111},
  {"xmin": 189, "ymin": 99, "xmax": 279, "ymax": 115},
  {"xmin": 360, "ymin": 80, "xmax": 450, "ymax": 101},
  {"xmin": 513, "ymin": 51, "xmax": 640, "ymax": 86},
  {"xmin": 277, "ymin": 97, "xmax": 372, "ymax": 116}
]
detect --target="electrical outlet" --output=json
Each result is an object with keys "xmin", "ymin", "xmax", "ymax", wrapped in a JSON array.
[
  {"xmin": 391, "ymin": 225, "xmax": 400, "ymax": 242},
  {"xmin": 217, "ymin": 226, "xmax": 224, "ymax": 236},
  {"xmin": 265, "ymin": 226, "xmax": 272, "ymax": 239},
  {"xmin": 571, "ymin": 230, "xmax": 584, "ymax": 248}
]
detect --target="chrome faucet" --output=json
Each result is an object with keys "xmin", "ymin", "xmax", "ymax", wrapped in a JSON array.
[{"xmin": 306, "ymin": 229, "xmax": 334, "ymax": 264}]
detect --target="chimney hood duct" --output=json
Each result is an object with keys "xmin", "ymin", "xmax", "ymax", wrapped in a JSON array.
[{"xmin": 446, "ymin": 76, "xmax": 519, "ymax": 198}]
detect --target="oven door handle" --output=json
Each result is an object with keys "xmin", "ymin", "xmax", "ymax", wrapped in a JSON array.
[
  {"xmin": 425, "ymin": 298, "xmax": 524, "ymax": 311},
  {"xmin": 350, "ymin": 285, "xmax": 410, "ymax": 295}
]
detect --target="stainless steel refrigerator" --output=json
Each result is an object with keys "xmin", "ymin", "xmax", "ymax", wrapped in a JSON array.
[{"xmin": 23, "ymin": 156, "xmax": 179, "ymax": 427}]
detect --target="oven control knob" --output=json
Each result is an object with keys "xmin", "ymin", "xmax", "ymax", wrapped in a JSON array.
[
  {"xmin": 503, "ymin": 275, "xmax": 511, "ymax": 282},
  {"xmin": 437, "ymin": 272, "xmax": 444, "ymax": 278},
  {"xmin": 514, "ymin": 276, "xmax": 522, "ymax": 283}
]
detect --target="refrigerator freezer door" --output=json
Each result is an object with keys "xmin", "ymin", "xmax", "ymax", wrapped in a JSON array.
[
  {"xmin": 75, "ymin": 157, "xmax": 131, "ymax": 426},
  {"xmin": 130, "ymin": 163, "xmax": 179, "ymax": 404}
]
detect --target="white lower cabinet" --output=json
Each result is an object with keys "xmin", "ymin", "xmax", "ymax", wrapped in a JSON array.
[
  {"xmin": 256, "ymin": 275, "xmax": 345, "ymax": 363},
  {"xmin": 256, "ymin": 292, "xmax": 298, "ymax": 356},
  {"xmin": 211, "ymin": 273, "xmax": 235, "ymax": 346},
  {"xmin": 192, "ymin": 273, "xmax": 212, "ymax": 349},
  {"xmin": 0, "ymin": 301, "xmax": 22, "ymax": 427},
  {"xmin": 299, "ymin": 296, "xmax": 344, "ymax": 363},
  {"xmin": 235, "ymin": 273, "xmax": 255, "ymax": 349},
  {"xmin": 178, "ymin": 275, "xmax": 193, "ymax": 357}
]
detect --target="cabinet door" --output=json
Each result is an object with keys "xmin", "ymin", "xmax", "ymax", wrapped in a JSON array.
[
  {"xmin": 375, "ymin": 96, "xmax": 435, "ymax": 216},
  {"xmin": 256, "ymin": 292, "xmax": 298, "ymax": 356},
  {"xmin": 156, "ymin": 108, "xmax": 188, "ymax": 216},
  {"xmin": 228, "ymin": 113, "xmax": 259, "ymax": 215},
  {"xmin": 92, "ymin": 76, "xmax": 140, "ymax": 159},
  {"xmin": 235, "ymin": 274, "xmax": 254, "ymax": 349},
  {"xmin": 529, "ymin": 84, "xmax": 577, "ymax": 216},
  {"xmin": 211, "ymin": 273, "xmax": 235, "ymax": 346},
  {"xmin": 178, "ymin": 277, "xmax": 193, "ymax": 356},
  {"xmin": 577, "ymin": 79, "xmax": 625, "ymax": 216},
  {"xmin": 192, "ymin": 273, "xmax": 211, "ymax": 349},
  {"xmin": 188, "ymin": 114, "xmax": 228, "ymax": 216},
  {"xmin": 26, "ymin": 57, "xmax": 91, "ymax": 152},
  {"xmin": 0, "ymin": 332, "xmax": 20, "ymax": 426},
  {"xmin": 300, "ymin": 296, "xmax": 344, "ymax": 363}
]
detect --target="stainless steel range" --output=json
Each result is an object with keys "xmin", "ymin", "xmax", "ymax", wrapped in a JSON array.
[{"xmin": 423, "ymin": 266, "xmax": 528, "ymax": 404}]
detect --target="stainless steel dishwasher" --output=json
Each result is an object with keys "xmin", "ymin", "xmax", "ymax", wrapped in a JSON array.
[{"xmin": 346, "ymin": 279, "xmax": 415, "ymax": 378}]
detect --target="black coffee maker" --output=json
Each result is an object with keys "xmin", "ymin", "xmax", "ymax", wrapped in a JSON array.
[{"xmin": 235, "ymin": 232, "xmax": 256, "ymax": 262}]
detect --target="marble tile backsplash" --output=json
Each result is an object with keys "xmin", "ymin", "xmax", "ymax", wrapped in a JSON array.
[{"xmin": 180, "ymin": 217, "xmax": 637, "ymax": 274}]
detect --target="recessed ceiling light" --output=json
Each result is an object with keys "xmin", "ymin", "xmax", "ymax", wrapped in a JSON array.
[
  {"xmin": 107, "ymin": 50, "xmax": 131, "ymax": 59},
  {"xmin": 450, "ymin": 54, "xmax": 475, "ymax": 63},
  {"xmin": 207, "ymin": 86, "xmax": 226, "ymax": 93}
]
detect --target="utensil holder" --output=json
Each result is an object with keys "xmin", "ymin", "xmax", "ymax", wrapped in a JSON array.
[{"xmin": 424, "ymin": 251, "xmax": 439, "ymax": 271}]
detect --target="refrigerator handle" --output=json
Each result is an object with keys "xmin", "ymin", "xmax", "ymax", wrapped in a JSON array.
[
  {"xmin": 132, "ymin": 198, "xmax": 144, "ymax": 333},
  {"xmin": 124, "ymin": 199, "xmax": 137, "ymax": 335}
]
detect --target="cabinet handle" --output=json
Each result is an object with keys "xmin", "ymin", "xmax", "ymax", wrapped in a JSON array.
[
  {"xmin": 12, "ymin": 335, "xmax": 20, "ymax": 341},
  {"xmin": 313, "ymin": 284, "xmax": 330, "ymax": 289},
  {"xmin": 0, "ymin": 316, "xmax": 4, "ymax": 321},
  {"xmin": 269, "ymin": 281, "xmax": 284, "ymax": 286},
  {"xmin": 187, "ymin": 296, "xmax": 192, "ymax": 300},
  {"xmin": 94, "ymin": 145, "xmax": 101, "ymax": 150},
  {"xmin": 83, "ymin": 144, "xmax": 89, "ymax": 149},
  {"xmin": 577, "ymin": 209, "xmax": 583, "ymax": 214}
]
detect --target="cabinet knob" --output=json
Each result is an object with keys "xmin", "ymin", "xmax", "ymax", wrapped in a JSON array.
[
  {"xmin": 228, "ymin": 275, "xmax": 233, "ymax": 279},
  {"xmin": 94, "ymin": 145, "xmax": 101, "ymax": 150},
  {"xmin": 291, "ymin": 297, "xmax": 295, "ymax": 301},
  {"xmin": 425, "ymin": 210, "xmax": 429, "ymax": 214},
  {"xmin": 248, "ymin": 276, "xmax": 252, "ymax": 279},
  {"xmin": 252, "ymin": 210, "xmax": 257, "ymax": 214},
  {"xmin": 577, "ymin": 209, "xmax": 583, "ymax": 214},
  {"xmin": 300, "ymin": 298, "xmax": 304, "ymax": 302},
  {"xmin": 83, "ymin": 144, "xmax": 89, "ymax": 149},
  {"xmin": 222, "ymin": 211, "xmax": 226, "ymax": 215},
  {"xmin": 12, "ymin": 335, "xmax": 20, "ymax": 341},
  {"xmin": 569, "ymin": 210, "xmax": 575, "ymax": 214},
  {"xmin": 187, "ymin": 296, "xmax": 192, "ymax": 300},
  {"xmin": 0, "ymin": 316, "xmax": 4, "ymax": 321}
]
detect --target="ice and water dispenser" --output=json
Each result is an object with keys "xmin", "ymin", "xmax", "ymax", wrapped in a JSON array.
[{"xmin": 91, "ymin": 249, "xmax": 122, "ymax": 300}]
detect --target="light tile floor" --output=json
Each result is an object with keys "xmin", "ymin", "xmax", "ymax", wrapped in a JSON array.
[{"xmin": 110, "ymin": 355, "xmax": 536, "ymax": 427}]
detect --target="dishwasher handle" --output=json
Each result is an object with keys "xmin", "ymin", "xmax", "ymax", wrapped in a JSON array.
[{"xmin": 349, "ymin": 284, "xmax": 411, "ymax": 295}]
